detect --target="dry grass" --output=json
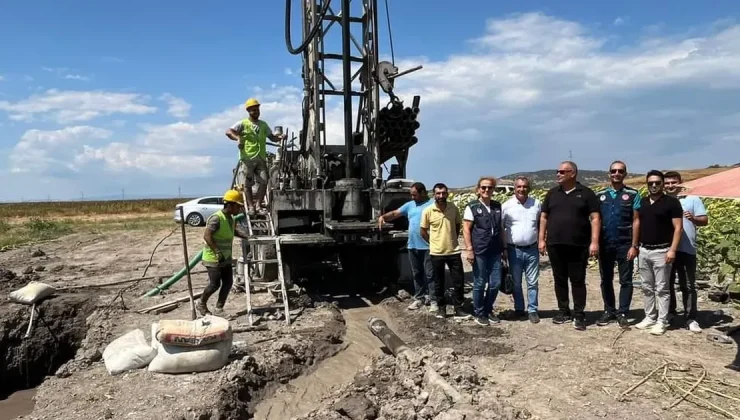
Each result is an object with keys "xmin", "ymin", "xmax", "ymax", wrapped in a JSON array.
[
  {"xmin": 0, "ymin": 198, "xmax": 190, "ymax": 220},
  {"xmin": 0, "ymin": 215, "xmax": 176, "ymax": 251}
]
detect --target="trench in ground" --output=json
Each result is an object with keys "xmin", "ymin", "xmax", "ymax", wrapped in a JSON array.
[
  {"xmin": 0, "ymin": 293, "xmax": 95, "ymax": 420},
  {"xmin": 252, "ymin": 297, "xmax": 400, "ymax": 420}
]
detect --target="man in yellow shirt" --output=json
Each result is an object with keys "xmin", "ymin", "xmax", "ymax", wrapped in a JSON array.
[
  {"xmin": 225, "ymin": 98, "xmax": 283, "ymax": 216},
  {"xmin": 420, "ymin": 183, "xmax": 471, "ymax": 320}
]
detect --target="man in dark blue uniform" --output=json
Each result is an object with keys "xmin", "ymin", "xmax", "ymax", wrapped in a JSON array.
[{"xmin": 596, "ymin": 160, "xmax": 641, "ymax": 329}]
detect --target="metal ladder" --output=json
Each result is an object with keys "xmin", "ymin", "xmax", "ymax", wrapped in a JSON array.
[{"xmin": 240, "ymin": 190, "xmax": 291, "ymax": 326}]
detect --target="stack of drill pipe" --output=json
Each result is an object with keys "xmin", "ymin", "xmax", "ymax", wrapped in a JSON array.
[{"xmin": 378, "ymin": 104, "xmax": 420, "ymax": 146}]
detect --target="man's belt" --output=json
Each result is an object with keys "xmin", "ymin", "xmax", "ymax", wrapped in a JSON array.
[
  {"xmin": 640, "ymin": 243, "xmax": 670, "ymax": 250},
  {"xmin": 509, "ymin": 242, "xmax": 537, "ymax": 249}
]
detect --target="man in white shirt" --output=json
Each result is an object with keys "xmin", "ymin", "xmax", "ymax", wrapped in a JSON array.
[{"xmin": 502, "ymin": 176, "xmax": 542, "ymax": 323}]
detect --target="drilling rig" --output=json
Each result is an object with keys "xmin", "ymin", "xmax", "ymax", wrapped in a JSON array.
[{"xmin": 236, "ymin": 0, "xmax": 423, "ymax": 300}]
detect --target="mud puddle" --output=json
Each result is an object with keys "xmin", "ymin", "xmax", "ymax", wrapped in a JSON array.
[
  {"xmin": 0, "ymin": 388, "xmax": 37, "ymax": 420},
  {"xmin": 253, "ymin": 298, "xmax": 400, "ymax": 420}
]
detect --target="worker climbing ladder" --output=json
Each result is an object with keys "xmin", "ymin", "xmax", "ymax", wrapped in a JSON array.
[{"xmin": 239, "ymin": 188, "xmax": 291, "ymax": 326}]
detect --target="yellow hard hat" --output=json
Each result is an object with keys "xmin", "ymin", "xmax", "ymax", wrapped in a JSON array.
[
  {"xmin": 223, "ymin": 189, "xmax": 244, "ymax": 205},
  {"xmin": 245, "ymin": 98, "xmax": 260, "ymax": 109}
]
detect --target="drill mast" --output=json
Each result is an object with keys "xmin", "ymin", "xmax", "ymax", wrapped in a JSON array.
[{"xmin": 284, "ymin": 0, "xmax": 420, "ymax": 189}]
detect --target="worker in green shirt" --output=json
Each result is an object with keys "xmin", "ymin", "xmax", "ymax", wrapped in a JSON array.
[{"xmin": 226, "ymin": 98, "xmax": 284, "ymax": 216}]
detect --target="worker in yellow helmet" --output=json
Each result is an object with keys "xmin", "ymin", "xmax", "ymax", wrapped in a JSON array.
[
  {"xmin": 225, "ymin": 98, "xmax": 284, "ymax": 216},
  {"xmin": 198, "ymin": 189, "xmax": 248, "ymax": 316}
]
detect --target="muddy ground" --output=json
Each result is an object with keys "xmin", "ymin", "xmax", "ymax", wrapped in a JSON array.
[{"xmin": 1, "ymin": 227, "xmax": 739, "ymax": 420}]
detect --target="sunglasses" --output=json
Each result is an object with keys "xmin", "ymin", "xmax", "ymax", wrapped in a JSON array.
[
  {"xmin": 610, "ymin": 169, "xmax": 625, "ymax": 174},
  {"xmin": 556, "ymin": 170, "xmax": 573, "ymax": 175},
  {"xmin": 479, "ymin": 186, "xmax": 494, "ymax": 191},
  {"xmin": 647, "ymin": 181, "xmax": 663, "ymax": 186}
]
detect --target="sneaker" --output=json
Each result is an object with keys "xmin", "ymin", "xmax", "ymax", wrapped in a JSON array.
[
  {"xmin": 407, "ymin": 299, "xmax": 423, "ymax": 311},
  {"xmin": 650, "ymin": 322, "xmax": 668, "ymax": 335},
  {"xmin": 528, "ymin": 312, "xmax": 540, "ymax": 324},
  {"xmin": 635, "ymin": 317, "xmax": 657, "ymax": 330},
  {"xmin": 616, "ymin": 314, "xmax": 630, "ymax": 329},
  {"xmin": 475, "ymin": 316, "xmax": 490, "ymax": 326},
  {"xmin": 552, "ymin": 312, "xmax": 571, "ymax": 324},
  {"xmin": 196, "ymin": 301, "xmax": 211, "ymax": 317},
  {"xmin": 213, "ymin": 306, "xmax": 225, "ymax": 316},
  {"xmin": 596, "ymin": 312, "xmax": 616, "ymax": 326},
  {"xmin": 487, "ymin": 313, "xmax": 501, "ymax": 324},
  {"xmin": 573, "ymin": 317, "xmax": 586, "ymax": 331},
  {"xmin": 687, "ymin": 320, "xmax": 703, "ymax": 333},
  {"xmin": 428, "ymin": 302, "xmax": 440, "ymax": 314},
  {"xmin": 453, "ymin": 308, "xmax": 473, "ymax": 321},
  {"xmin": 432, "ymin": 304, "xmax": 445, "ymax": 319}
]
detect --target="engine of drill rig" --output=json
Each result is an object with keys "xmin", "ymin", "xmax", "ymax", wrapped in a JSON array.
[{"xmin": 271, "ymin": 92, "xmax": 422, "ymax": 194}]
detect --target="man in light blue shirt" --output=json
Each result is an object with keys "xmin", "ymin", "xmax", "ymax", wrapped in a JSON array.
[
  {"xmin": 664, "ymin": 171, "xmax": 709, "ymax": 333},
  {"xmin": 378, "ymin": 182, "xmax": 435, "ymax": 311}
]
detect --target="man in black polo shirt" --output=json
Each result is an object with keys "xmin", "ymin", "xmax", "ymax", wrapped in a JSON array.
[
  {"xmin": 539, "ymin": 161, "xmax": 601, "ymax": 330},
  {"xmin": 635, "ymin": 170, "xmax": 683, "ymax": 336}
]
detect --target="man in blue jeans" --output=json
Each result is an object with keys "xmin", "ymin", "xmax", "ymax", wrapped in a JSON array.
[
  {"xmin": 596, "ymin": 160, "xmax": 641, "ymax": 329},
  {"xmin": 502, "ymin": 176, "xmax": 542, "ymax": 323},
  {"xmin": 378, "ymin": 182, "xmax": 435, "ymax": 311},
  {"xmin": 462, "ymin": 176, "xmax": 505, "ymax": 326}
]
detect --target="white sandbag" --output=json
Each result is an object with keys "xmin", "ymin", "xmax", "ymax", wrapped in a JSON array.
[
  {"xmin": 155, "ymin": 315, "xmax": 232, "ymax": 347},
  {"xmin": 9, "ymin": 281, "xmax": 56, "ymax": 305},
  {"xmin": 102, "ymin": 329, "xmax": 158, "ymax": 375},
  {"xmin": 148, "ymin": 321, "xmax": 232, "ymax": 374}
]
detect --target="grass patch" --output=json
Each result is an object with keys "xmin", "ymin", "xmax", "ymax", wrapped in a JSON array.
[
  {"xmin": 0, "ymin": 198, "xmax": 193, "ymax": 219},
  {"xmin": 0, "ymin": 218, "xmax": 73, "ymax": 250},
  {"xmin": 0, "ymin": 216, "xmax": 176, "ymax": 251}
]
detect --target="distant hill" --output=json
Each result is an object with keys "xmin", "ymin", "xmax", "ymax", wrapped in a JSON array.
[
  {"xmin": 498, "ymin": 169, "xmax": 625, "ymax": 189},
  {"xmin": 452, "ymin": 165, "xmax": 735, "ymax": 191}
]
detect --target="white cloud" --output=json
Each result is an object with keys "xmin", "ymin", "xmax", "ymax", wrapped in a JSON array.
[
  {"xmin": 0, "ymin": 89, "xmax": 157, "ymax": 123},
  {"xmin": 64, "ymin": 74, "xmax": 90, "ymax": 81},
  {"xmin": 0, "ymin": 75, "xmax": 4, "ymax": 81},
  {"xmin": 6, "ymin": 12, "xmax": 740, "ymax": 199},
  {"xmin": 159, "ymin": 93, "xmax": 192, "ymax": 118},
  {"xmin": 284, "ymin": 67, "xmax": 293, "ymax": 75},
  {"xmin": 75, "ymin": 143, "xmax": 211, "ymax": 176},
  {"xmin": 614, "ymin": 17, "xmax": 628, "ymax": 26},
  {"xmin": 9, "ymin": 126, "xmax": 112, "ymax": 173}
]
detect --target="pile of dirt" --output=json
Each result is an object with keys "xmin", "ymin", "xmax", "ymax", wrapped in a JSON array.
[
  {"xmin": 299, "ymin": 345, "xmax": 532, "ymax": 420},
  {"xmin": 27, "ymin": 306, "xmax": 346, "ymax": 420},
  {"xmin": 0, "ymin": 268, "xmax": 40, "ymax": 292},
  {"xmin": 0, "ymin": 293, "xmax": 96, "ymax": 398}
]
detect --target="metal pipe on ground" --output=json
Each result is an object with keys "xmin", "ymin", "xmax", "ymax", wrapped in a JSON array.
[{"xmin": 366, "ymin": 317, "xmax": 473, "ymax": 405}]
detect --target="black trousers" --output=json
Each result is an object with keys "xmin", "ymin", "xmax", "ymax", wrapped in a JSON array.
[
  {"xmin": 669, "ymin": 251, "xmax": 698, "ymax": 321},
  {"xmin": 431, "ymin": 254, "xmax": 465, "ymax": 308},
  {"xmin": 598, "ymin": 244, "xmax": 634, "ymax": 316},
  {"xmin": 202, "ymin": 265, "xmax": 234, "ymax": 308},
  {"xmin": 547, "ymin": 244, "xmax": 589, "ymax": 318}
]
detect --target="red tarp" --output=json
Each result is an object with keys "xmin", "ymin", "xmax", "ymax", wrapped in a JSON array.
[{"xmin": 680, "ymin": 167, "xmax": 740, "ymax": 199}]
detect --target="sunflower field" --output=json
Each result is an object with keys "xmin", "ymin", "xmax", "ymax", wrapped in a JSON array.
[{"xmin": 448, "ymin": 187, "xmax": 740, "ymax": 292}]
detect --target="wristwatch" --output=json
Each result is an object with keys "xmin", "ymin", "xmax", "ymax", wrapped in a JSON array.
[{"xmin": 631, "ymin": 244, "xmax": 639, "ymax": 249}]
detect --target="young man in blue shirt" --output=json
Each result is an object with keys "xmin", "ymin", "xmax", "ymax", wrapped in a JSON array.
[
  {"xmin": 664, "ymin": 171, "xmax": 709, "ymax": 333},
  {"xmin": 378, "ymin": 182, "xmax": 435, "ymax": 311}
]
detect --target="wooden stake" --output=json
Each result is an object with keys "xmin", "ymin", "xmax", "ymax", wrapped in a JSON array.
[{"xmin": 179, "ymin": 207, "xmax": 197, "ymax": 320}]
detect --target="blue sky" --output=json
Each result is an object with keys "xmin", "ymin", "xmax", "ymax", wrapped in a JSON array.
[{"xmin": 1, "ymin": 0, "xmax": 740, "ymax": 201}]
